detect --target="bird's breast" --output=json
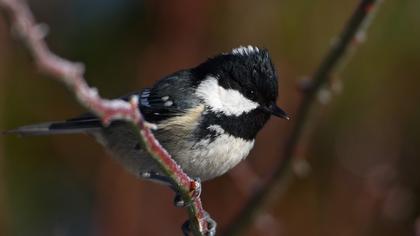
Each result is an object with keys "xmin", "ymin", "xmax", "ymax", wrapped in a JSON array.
[
  {"xmin": 188, "ymin": 128, "xmax": 254, "ymax": 180},
  {"xmin": 172, "ymin": 131, "xmax": 255, "ymax": 181},
  {"xmin": 154, "ymin": 104, "xmax": 257, "ymax": 180}
]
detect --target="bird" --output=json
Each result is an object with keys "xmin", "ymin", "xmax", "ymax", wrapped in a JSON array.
[{"xmin": 4, "ymin": 45, "xmax": 289, "ymax": 183}]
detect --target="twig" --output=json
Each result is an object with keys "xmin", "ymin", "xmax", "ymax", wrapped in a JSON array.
[
  {"xmin": 0, "ymin": 0, "xmax": 210, "ymax": 235},
  {"xmin": 223, "ymin": 0, "xmax": 383, "ymax": 235}
]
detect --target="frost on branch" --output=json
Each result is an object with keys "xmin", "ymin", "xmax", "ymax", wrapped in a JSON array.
[{"xmin": 0, "ymin": 0, "xmax": 211, "ymax": 235}]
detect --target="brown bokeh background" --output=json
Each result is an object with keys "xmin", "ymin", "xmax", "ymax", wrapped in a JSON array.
[{"xmin": 1, "ymin": 0, "xmax": 420, "ymax": 235}]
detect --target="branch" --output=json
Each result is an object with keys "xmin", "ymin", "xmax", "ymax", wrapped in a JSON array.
[
  {"xmin": 0, "ymin": 0, "xmax": 211, "ymax": 235},
  {"xmin": 224, "ymin": 0, "xmax": 383, "ymax": 235}
]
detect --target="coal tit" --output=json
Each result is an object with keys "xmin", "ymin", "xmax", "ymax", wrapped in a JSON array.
[{"xmin": 5, "ymin": 45, "xmax": 289, "ymax": 181}]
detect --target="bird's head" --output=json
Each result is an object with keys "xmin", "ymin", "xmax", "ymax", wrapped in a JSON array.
[{"xmin": 192, "ymin": 45, "xmax": 289, "ymax": 119}]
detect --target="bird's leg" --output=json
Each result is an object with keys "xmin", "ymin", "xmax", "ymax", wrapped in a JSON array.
[
  {"xmin": 141, "ymin": 173, "xmax": 214, "ymax": 235},
  {"xmin": 140, "ymin": 172, "xmax": 202, "ymax": 208},
  {"xmin": 140, "ymin": 171, "xmax": 185, "ymax": 207},
  {"xmin": 182, "ymin": 210, "xmax": 217, "ymax": 236},
  {"xmin": 140, "ymin": 171, "xmax": 174, "ymax": 186}
]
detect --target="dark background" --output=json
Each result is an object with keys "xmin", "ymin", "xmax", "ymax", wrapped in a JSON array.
[{"xmin": 1, "ymin": 0, "xmax": 420, "ymax": 235}]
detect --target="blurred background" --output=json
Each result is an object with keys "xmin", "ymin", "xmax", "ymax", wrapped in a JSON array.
[{"xmin": 1, "ymin": 0, "xmax": 419, "ymax": 235}]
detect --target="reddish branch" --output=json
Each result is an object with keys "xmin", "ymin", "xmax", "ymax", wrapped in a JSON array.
[
  {"xmin": 224, "ymin": 0, "xmax": 383, "ymax": 235},
  {"xmin": 0, "ymin": 0, "xmax": 209, "ymax": 235}
]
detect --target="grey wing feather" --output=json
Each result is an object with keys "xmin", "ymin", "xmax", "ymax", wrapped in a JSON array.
[
  {"xmin": 3, "ymin": 70, "xmax": 199, "ymax": 136},
  {"xmin": 140, "ymin": 70, "xmax": 200, "ymax": 122}
]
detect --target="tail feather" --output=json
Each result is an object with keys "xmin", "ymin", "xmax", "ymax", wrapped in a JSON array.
[{"xmin": 2, "ymin": 119, "xmax": 102, "ymax": 136}]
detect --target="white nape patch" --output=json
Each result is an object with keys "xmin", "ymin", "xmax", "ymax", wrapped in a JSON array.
[
  {"xmin": 195, "ymin": 76, "xmax": 259, "ymax": 116},
  {"xmin": 161, "ymin": 96, "xmax": 169, "ymax": 101},
  {"xmin": 232, "ymin": 45, "xmax": 260, "ymax": 56}
]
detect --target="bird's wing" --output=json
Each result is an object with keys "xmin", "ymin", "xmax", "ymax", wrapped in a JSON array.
[
  {"xmin": 3, "ymin": 71, "xmax": 200, "ymax": 136},
  {"xmin": 137, "ymin": 70, "xmax": 200, "ymax": 122}
]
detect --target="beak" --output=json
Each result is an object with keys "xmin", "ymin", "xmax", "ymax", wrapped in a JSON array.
[{"xmin": 265, "ymin": 103, "xmax": 290, "ymax": 120}]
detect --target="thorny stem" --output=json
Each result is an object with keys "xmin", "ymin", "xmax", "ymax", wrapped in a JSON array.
[
  {"xmin": 223, "ymin": 0, "xmax": 382, "ymax": 235},
  {"xmin": 0, "ymin": 0, "xmax": 209, "ymax": 235}
]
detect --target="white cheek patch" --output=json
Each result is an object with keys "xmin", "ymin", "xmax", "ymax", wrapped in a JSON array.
[{"xmin": 195, "ymin": 76, "xmax": 259, "ymax": 116}]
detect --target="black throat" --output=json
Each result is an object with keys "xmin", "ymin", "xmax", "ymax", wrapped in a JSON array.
[{"xmin": 195, "ymin": 108, "xmax": 270, "ymax": 142}]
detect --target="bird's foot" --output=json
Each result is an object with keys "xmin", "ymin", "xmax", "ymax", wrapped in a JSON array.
[
  {"xmin": 174, "ymin": 177, "xmax": 201, "ymax": 208},
  {"xmin": 141, "ymin": 173, "xmax": 212, "ymax": 235},
  {"xmin": 141, "ymin": 172, "xmax": 201, "ymax": 208},
  {"xmin": 182, "ymin": 211, "xmax": 216, "ymax": 236}
]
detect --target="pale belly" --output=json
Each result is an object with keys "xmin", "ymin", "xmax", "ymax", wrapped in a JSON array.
[
  {"xmin": 94, "ymin": 122, "xmax": 255, "ymax": 181},
  {"xmin": 171, "ymin": 134, "xmax": 255, "ymax": 180}
]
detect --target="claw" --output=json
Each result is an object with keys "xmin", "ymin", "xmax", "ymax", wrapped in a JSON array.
[
  {"xmin": 174, "ymin": 177, "xmax": 202, "ymax": 208},
  {"xmin": 204, "ymin": 212, "xmax": 217, "ymax": 236},
  {"xmin": 181, "ymin": 212, "xmax": 217, "ymax": 236},
  {"xmin": 190, "ymin": 177, "xmax": 202, "ymax": 199},
  {"xmin": 141, "ymin": 173, "xmax": 214, "ymax": 235},
  {"xmin": 182, "ymin": 220, "xmax": 190, "ymax": 236}
]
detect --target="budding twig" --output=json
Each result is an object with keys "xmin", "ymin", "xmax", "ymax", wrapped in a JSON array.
[{"xmin": 0, "ymin": 0, "xmax": 210, "ymax": 235}]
